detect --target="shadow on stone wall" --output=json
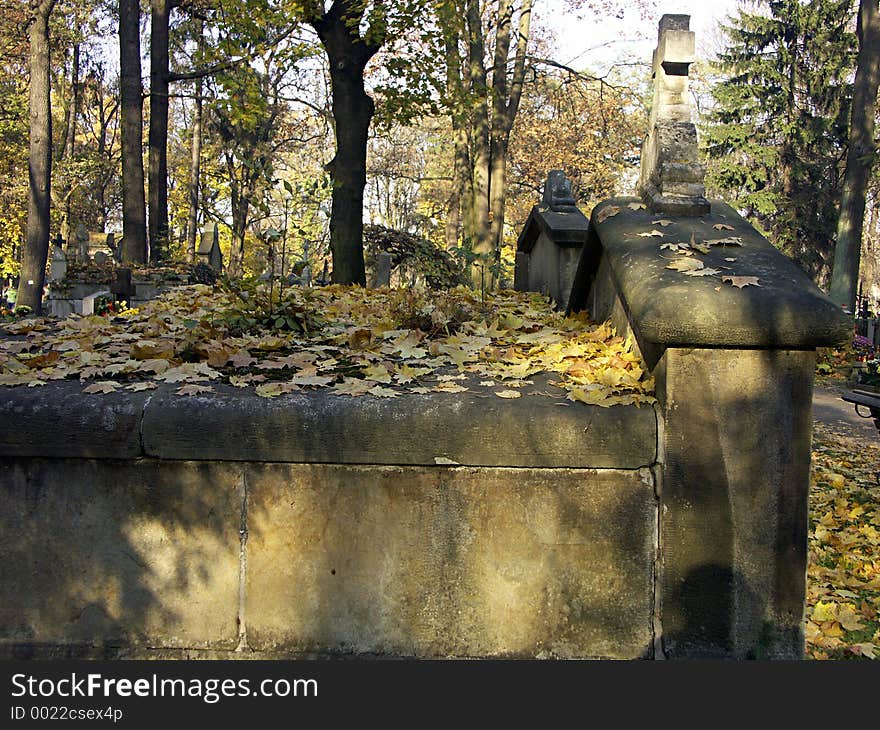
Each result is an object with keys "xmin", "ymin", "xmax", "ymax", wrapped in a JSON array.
[{"xmin": 0, "ymin": 459, "xmax": 248, "ymax": 658}]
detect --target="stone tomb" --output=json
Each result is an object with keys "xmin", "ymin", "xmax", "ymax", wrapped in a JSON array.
[{"xmin": 0, "ymin": 13, "xmax": 851, "ymax": 660}]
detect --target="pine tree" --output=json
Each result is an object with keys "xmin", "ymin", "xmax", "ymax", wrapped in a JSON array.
[{"xmin": 704, "ymin": 0, "xmax": 856, "ymax": 285}]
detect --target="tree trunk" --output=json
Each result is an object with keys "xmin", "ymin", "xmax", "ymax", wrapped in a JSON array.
[
  {"xmin": 18, "ymin": 0, "xmax": 57, "ymax": 314},
  {"xmin": 488, "ymin": 0, "xmax": 531, "ymax": 265},
  {"xmin": 186, "ymin": 72, "xmax": 203, "ymax": 263},
  {"xmin": 57, "ymin": 42, "xmax": 79, "ymax": 243},
  {"xmin": 148, "ymin": 0, "xmax": 171, "ymax": 263},
  {"xmin": 830, "ymin": 0, "xmax": 880, "ymax": 311},
  {"xmin": 311, "ymin": 0, "xmax": 384, "ymax": 286},
  {"xmin": 445, "ymin": 123, "xmax": 468, "ymax": 250},
  {"xmin": 119, "ymin": 0, "xmax": 147, "ymax": 264},
  {"xmin": 324, "ymin": 69, "xmax": 372, "ymax": 285},
  {"xmin": 464, "ymin": 0, "xmax": 490, "ymax": 286}
]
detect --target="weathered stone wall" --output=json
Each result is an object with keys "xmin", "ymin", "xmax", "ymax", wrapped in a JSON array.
[{"xmin": 0, "ymin": 382, "xmax": 659, "ymax": 659}]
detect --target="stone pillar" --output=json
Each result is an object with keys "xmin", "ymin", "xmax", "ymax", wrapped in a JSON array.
[
  {"xmin": 638, "ymin": 15, "xmax": 710, "ymax": 216},
  {"xmin": 565, "ymin": 197, "xmax": 851, "ymax": 658}
]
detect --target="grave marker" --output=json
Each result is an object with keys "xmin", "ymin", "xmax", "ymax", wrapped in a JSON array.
[{"xmin": 637, "ymin": 14, "xmax": 710, "ymax": 216}]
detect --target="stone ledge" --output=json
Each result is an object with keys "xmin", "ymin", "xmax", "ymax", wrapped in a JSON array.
[
  {"xmin": 0, "ymin": 378, "xmax": 657, "ymax": 468},
  {"xmin": 576, "ymin": 197, "xmax": 850, "ymax": 349},
  {"xmin": 516, "ymin": 204, "xmax": 590, "ymax": 254}
]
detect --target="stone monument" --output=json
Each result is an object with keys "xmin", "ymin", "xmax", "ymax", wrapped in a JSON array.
[
  {"xmin": 74, "ymin": 224, "xmax": 90, "ymax": 264},
  {"xmin": 637, "ymin": 14, "xmax": 710, "ymax": 216},
  {"xmin": 197, "ymin": 222, "xmax": 223, "ymax": 273},
  {"xmin": 48, "ymin": 239, "xmax": 67, "ymax": 283}
]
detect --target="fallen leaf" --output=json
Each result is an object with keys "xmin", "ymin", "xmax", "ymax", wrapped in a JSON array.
[
  {"xmin": 713, "ymin": 223, "xmax": 735, "ymax": 231},
  {"xmin": 595, "ymin": 205, "xmax": 620, "ymax": 223},
  {"xmin": 666, "ymin": 258, "xmax": 705, "ymax": 272},
  {"xmin": 83, "ymin": 381, "xmax": 119, "ymax": 394},
  {"xmin": 627, "ymin": 202, "xmax": 646, "ymax": 210},
  {"xmin": 684, "ymin": 267, "xmax": 721, "ymax": 277},
  {"xmin": 176, "ymin": 384, "xmax": 214, "ymax": 396},
  {"xmin": 127, "ymin": 382, "xmax": 157, "ymax": 392},
  {"xmin": 637, "ymin": 230, "xmax": 665, "ymax": 238},
  {"xmin": 723, "ymin": 276, "xmax": 761, "ymax": 288},
  {"xmin": 495, "ymin": 390, "xmax": 522, "ymax": 399},
  {"xmin": 652, "ymin": 219, "xmax": 674, "ymax": 227}
]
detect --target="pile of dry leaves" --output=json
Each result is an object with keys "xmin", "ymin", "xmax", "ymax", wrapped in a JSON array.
[{"xmin": 0, "ymin": 284, "xmax": 655, "ymax": 406}]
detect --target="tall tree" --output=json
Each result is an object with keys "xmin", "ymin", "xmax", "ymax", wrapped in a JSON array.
[
  {"xmin": 119, "ymin": 0, "xmax": 148, "ymax": 263},
  {"xmin": 704, "ymin": 0, "xmax": 856, "ymax": 285},
  {"xmin": 149, "ymin": 0, "xmax": 173, "ymax": 263},
  {"xmin": 17, "ymin": 0, "xmax": 58, "ymax": 313},
  {"xmin": 829, "ymin": 0, "xmax": 880, "ymax": 311},
  {"xmin": 185, "ymin": 18, "xmax": 205, "ymax": 263},
  {"xmin": 308, "ymin": 0, "xmax": 386, "ymax": 285}
]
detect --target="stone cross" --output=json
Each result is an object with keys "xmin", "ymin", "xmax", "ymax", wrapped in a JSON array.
[{"xmin": 637, "ymin": 14, "xmax": 709, "ymax": 216}]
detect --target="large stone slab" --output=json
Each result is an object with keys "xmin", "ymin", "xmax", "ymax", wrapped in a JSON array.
[
  {"xmin": 0, "ymin": 459, "xmax": 241, "ymax": 652},
  {"xmin": 244, "ymin": 464, "xmax": 657, "ymax": 658},
  {"xmin": 577, "ymin": 198, "xmax": 850, "ymax": 350},
  {"xmin": 0, "ymin": 382, "xmax": 147, "ymax": 459},
  {"xmin": 142, "ymin": 380, "xmax": 656, "ymax": 468},
  {"xmin": 655, "ymin": 348, "xmax": 814, "ymax": 658}
]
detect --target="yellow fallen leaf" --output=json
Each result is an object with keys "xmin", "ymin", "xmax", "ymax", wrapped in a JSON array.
[
  {"xmin": 83, "ymin": 381, "xmax": 119, "ymax": 394},
  {"xmin": 811, "ymin": 601, "xmax": 837, "ymax": 623},
  {"xmin": 495, "ymin": 390, "xmax": 522, "ymax": 399}
]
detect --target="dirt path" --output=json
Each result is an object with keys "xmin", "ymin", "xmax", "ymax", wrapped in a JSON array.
[{"xmin": 812, "ymin": 381, "xmax": 878, "ymax": 441}]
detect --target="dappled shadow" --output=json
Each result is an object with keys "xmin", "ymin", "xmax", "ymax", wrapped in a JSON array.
[{"xmin": 0, "ymin": 456, "xmax": 246, "ymax": 658}]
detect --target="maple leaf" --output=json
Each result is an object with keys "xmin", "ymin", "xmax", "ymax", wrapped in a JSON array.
[
  {"xmin": 176, "ymin": 384, "xmax": 214, "ymax": 396},
  {"xmin": 666, "ymin": 258, "xmax": 705, "ymax": 272},
  {"xmin": 27, "ymin": 379, "xmax": 47, "ymax": 388},
  {"xmin": 722, "ymin": 276, "xmax": 760, "ymax": 288},
  {"xmin": 627, "ymin": 202, "xmax": 646, "ymax": 210},
  {"xmin": 362, "ymin": 364, "xmax": 392, "ymax": 383},
  {"xmin": 433, "ymin": 382, "xmax": 468, "ymax": 393},
  {"xmin": 228, "ymin": 352, "xmax": 257, "ymax": 368},
  {"xmin": 127, "ymin": 382, "xmax": 157, "ymax": 392},
  {"xmin": 594, "ymin": 205, "xmax": 620, "ymax": 223},
  {"xmin": 290, "ymin": 374, "xmax": 335, "ymax": 387},
  {"xmin": 494, "ymin": 390, "xmax": 522, "ymax": 399},
  {"xmin": 367, "ymin": 385, "xmax": 397, "ymax": 397},
  {"xmin": 651, "ymin": 219, "xmax": 673, "ymax": 227},
  {"xmin": 332, "ymin": 379, "xmax": 371, "ymax": 396},
  {"xmin": 683, "ymin": 267, "xmax": 721, "ymax": 277},
  {"xmin": 83, "ymin": 381, "xmax": 120, "ymax": 394},
  {"xmin": 637, "ymin": 230, "xmax": 665, "ymax": 238},
  {"xmin": 706, "ymin": 236, "xmax": 743, "ymax": 246}
]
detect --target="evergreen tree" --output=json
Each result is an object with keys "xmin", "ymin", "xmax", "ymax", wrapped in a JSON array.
[{"xmin": 704, "ymin": 0, "xmax": 856, "ymax": 285}]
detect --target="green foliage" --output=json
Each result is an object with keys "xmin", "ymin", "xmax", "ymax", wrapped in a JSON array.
[
  {"xmin": 703, "ymin": 0, "xmax": 857, "ymax": 285},
  {"xmin": 364, "ymin": 224, "xmax": 467, "ymax": 289},
  {"xmin": 216, "ymin": 276, "xmax": 322, "ymax": 335}
]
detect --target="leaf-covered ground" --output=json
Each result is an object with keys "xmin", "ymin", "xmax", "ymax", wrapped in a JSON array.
[
  {"xmin": 0, "ymin": 284, "xmax": 655, "ymax": 406},
  {"xmin": 807, "ymin": 424, "xmax": 880, "ymax": 659}
]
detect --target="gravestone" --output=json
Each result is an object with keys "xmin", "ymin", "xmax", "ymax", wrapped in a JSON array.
[
  {"xmin": 48, "ymin": 241, "xmax": 67, "ymax": 283},
  {"xmin": 637, "ymin": 14, "xmax": 710, "ymax": 216},
  {"xmin": 81, "ymin": 290, "xmax": 110, "ymax": 316},
  {"xmin": 514, "ymin": 170, "xmax": 589, "ymax": 307},
  {"xmin": 93, "ymin": 251, "xmax": 109, "ymax": 266},
  {"xmin": 110, "ymin": 268, "xmax": 136, "ymax": 306},
  {"xmin": 74, "ymin": 224, "xmax": 90, "ymax": 263},
  {"xmin": 373, "ymin": 252, "xmax": 393, "ymax": 288},
  {"xmin": 197, "ymin": 222, "xmax": 223, "ymax": 273}
]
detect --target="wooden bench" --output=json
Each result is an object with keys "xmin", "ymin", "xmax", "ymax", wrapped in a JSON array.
[{"xmin": 842, "ymin": 389, "xmax": 880, "ymax": 435}]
